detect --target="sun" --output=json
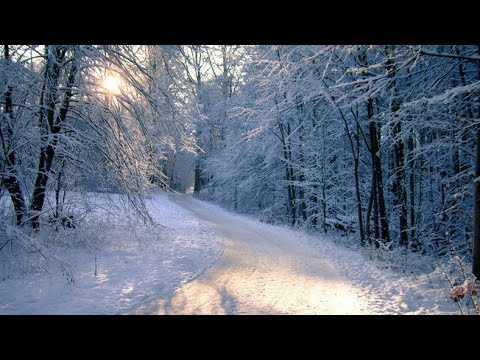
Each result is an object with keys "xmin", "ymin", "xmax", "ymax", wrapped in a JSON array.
[{"xmin": 103, "ymin": 73, "xmax": 121, "ymax": 95}]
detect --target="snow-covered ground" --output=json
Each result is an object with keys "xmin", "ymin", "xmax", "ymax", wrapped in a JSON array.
[
  {"xmin": 0, "ymin": 191, "xmax": 462, "ymax": 314},
  {"xmin": 0, "ymin": 191, "xmax": 223, "ymax": 314},
  {"xmin": 297, "ymin": 230, "xmax": 461, "ymax": 314},
  {"xmin": 187, "ymin": 197, "xmax": 463, "ymax": 314},
  {"xmin": 136, "ymin": 195, "xmax": 461, "ymax": 315}
]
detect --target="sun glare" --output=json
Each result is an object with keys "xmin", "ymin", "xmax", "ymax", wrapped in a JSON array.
[{"xmin": 103, "ymin": 74, "xmax": 121, "ymax": 95}]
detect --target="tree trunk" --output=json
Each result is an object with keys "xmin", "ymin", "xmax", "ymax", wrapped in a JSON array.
[
  {"xmin": 233, "ymin": 183, "xmax": 238, "ymax": 211},
  {"xmin": 354, "ymin": 122, "xmax": 365, "ymax": 245},
  {"xmin": 354, "ymin": 153, "xmax": 365, "ymax": 244},
  {"xmin": 54, "ymin": 159, "xmax": 66, "ymax": 220},
  {"xmin": 359, "ymin": 47, "xmax": 389, "ymax": 245},
  {"xmin": 472, "ymin": 46, "xmax": 480, "ymax": 279},
  {"xmin": 279, "ymin": 122, "xmax": 296, "ymax": 226},
  {"xmin": 386, "ymin": 45, "xmax": 407, "ymax": 247},
  {"xmin": 1, "ymin": 45, "xmax": 27, "ymax": 226},
  {"xmin": 408, "ymin": 132, "xmax": 417, "ymax": 249},
  {"xmin": 30, "ymin": 46, "xmax": 76, "ymax": 230},
  {"xmin": 298, "ymin": 121, "xmax": 307, "ymax": 223},
  {"xmin": 375, "ymin": 126, "xmax": 390, "ymax": 243},
  {"xmin": 368, "ymin": 99, "xmax": 390, "ymax": 244},
  {"xmin": 367, "ymin": 99, "xmax": 380, "ymax": 245},
  {"xmin": 473, "ymin": 122, "xmax": 480, "ymax": 278},
  {"xmin": 366, "ymin": 170, "xmax": 378, "ymax": 245},
  {"xmin": 331, "ymin": 96, "xmax": 365, "ymax": 244},
  {"xmin": 393, "ymin": 121, "xmax": 409, "ymax": 247},
  {"xmin": 194, "ymin": 160, "xmax": 202, "ymax": 192}
]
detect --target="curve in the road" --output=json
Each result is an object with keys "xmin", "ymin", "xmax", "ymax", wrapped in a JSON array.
[{"xmin": 134, "ymin": 195, "xmax": 369, "ymax": 315}]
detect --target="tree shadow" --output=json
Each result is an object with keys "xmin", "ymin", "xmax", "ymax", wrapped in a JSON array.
[{"xmin": 137, "ymin": 284, "xmax": 240, "ymax": 315}]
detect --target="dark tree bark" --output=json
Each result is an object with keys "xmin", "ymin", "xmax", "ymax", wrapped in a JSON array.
[
  {"xmin": 408, "ymin": 132, "xmax": 417, "ymax": 249},
  {"xmin": 353, "ymin": 122, "xmax": 365, "ymax": 244},
  {"xmin": 194, "ymin": 160, "xmax": 202, "ymax": 193},
  {"xmin": 1, "ymin": 45, "xmax": 27, "ymax": 226},
  {"xmin": 285, "ymin": 123, "xmax": 297, "ymax": 225},
  {"xmin": 367, "ymin": 100, "xmax": 390, "ymax": 244},
  {"xmin": 473, "ymin": 46, "xmax": 480, "ymax": 279},
  {"xmin": 473, "ymin": 122, "xmax": 480, "ymax": 278},
  {"xmin": 30, "ymin": 46, "xmax": 77, "ymax": 230},
  {"xmin": 298, "ymin": 120, "xmax": 307, "ymax": 223},
  {"xmin": 310, "ymin": 107, "xmax": 320, "ymax": 229},
  {"xmin": 366, "ymin": 100, "xmax": 380, "ymax": 245},
  {"xmin": 279, "ymin": 122, "xmax": 296, "ymax": 226},
  {"xmin": 386, "ymin": 46, "xmax": 408, "ymax": 247},
  {"xmin": 357, "ymin": 49, "xmax": 388, "ymax": 245}
]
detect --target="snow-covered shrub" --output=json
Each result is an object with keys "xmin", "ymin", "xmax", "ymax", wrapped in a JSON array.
[{"xmin": 0, "ymin": 217, "xmax": 74, "ymax": 284}]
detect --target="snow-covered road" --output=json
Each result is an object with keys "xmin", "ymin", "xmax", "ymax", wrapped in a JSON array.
[{"xmin": 134, "ymin": 195, "xmax": 369, "ymax": 315}]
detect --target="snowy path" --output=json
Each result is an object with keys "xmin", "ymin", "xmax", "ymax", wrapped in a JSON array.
[{"xmin": 134, "ymin": 195, "xmax": 369, "ymax": 315}]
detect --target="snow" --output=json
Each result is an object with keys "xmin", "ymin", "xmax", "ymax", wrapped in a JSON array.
[
  {"xmin": 0, "ymin": 191, "xmax": 223, "ymax": 314},
  {"xmin": 298, "ymin": 234, "xmax": 460, "ymax": 315},
  {"xmin": 134, "ymin": 194, "xmax": 365, "ymax": 314},
  {"xmin": 0, "ymin": 192, "xmax": 462, "ymax": 315},
  {"xmin": 135, "ymin": 195, "xmax": 461, "ymax": 315}
]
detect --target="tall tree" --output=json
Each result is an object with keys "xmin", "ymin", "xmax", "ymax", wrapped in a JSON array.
[{"xmin": 1, "ymin": 45, "xmax": 27, "ymax": 226}]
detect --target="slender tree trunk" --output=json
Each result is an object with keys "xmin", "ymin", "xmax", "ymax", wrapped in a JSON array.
[
  {"xmin": 366, "ymin": 170, "xmax": 378, "ymax": 245},
  {"xmin": 169, "ymin": 152, "xmax": 176, "ymax": 189},
  {"xmin": 1, "ymin": 45, "xmax": 27, "ymax": 226},
  {"xmin": 321, "ymin": 127, "xmax": 327, "ymax": 234},
  {"xmin": 354, "ymin": 122, "xmax": 365, "ymax": 245},
  {"xmin": 330, "ymin": 96, "xmax": 365, "ymax": 243},
  {"xmin": 359, "ymin": 47, "xmax": 390, "ymax": 245},
  {"xmin": 406, "ymin": 69, "xmax": 417, "ymax": 250},
  {"xmin": 298, "ymin": 122, "xmax": 307, "ymax": 223},
  {"xmin": 408, "ymin": 132, "xmax": 417, "ymax": 249},
  {"xmin": 322, "ymin": 179, "xmax": 327, "ymax": 234},
  {"xmin": 54, "ymin": 159, "xmax": 65, "ymax": 220},
  {"xmin": 30, "ymin": 46, "xmax": 76, "ymax": 230},
  {"xmin": 367, "ymin": 99, "xmax": 380, "ymax": 245},
  {"xmin": 286, "ymin": 123, "xmax": 296, "ymax": 225},
  {"xmin": 386, "ymin": 45, "xmax": 408, "ymax": 247},
  {"xmin": 194, "ymin": 161, "xmax": 202, "ymax": 192},
  {"xmin": 393, "ymin": 121, "xmax": 409, "ymax": 247},
  {"xmin": 279, "ymin": 123, "xmax": 295, "ymax": 225},
  {"xmin": 311, "ymin": 185, "xmax": 318, "ymax": 227},
  {"xmin": 368, "ymin": 99, "xmax": 389, "ymax": 244},
  {"xmin": 375, "ymin": 126, "xmax": 390, "ymax": 243},
  {"xmin": 473, "ymin": 122, "xmax": 480, "ymax": 278},
  {"xmin": 472, "ymin": 46, "xmax": 480, "ymax": 279},
  {"xmin": 233, "ymin": 183, "xmax": 238, "ymax": 211},
  {"xmin": 354, "ymin": 153, "xmax": 365, "ymax": 244},
  {"xmin": 311, "ymin": 109, "xmax": 320, "ymax": 229}
]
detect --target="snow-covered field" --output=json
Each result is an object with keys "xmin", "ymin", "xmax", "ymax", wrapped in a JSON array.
[{"xmin": 0, "ymin": 191, "xmax": 223, "ymax": 314}]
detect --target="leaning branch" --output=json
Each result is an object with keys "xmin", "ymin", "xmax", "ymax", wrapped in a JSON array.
[{"xmin": 419, "ymin": 49, "xmax": 480, "ymax": 63}]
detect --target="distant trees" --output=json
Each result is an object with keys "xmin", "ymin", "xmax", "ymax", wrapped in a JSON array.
[{"xmin": 187, "ymin": 45, "xmax": 480, "ymax": 276}]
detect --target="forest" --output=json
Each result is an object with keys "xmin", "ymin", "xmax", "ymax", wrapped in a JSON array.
[{"xmin": 1, "ymin": 45, "xmax": 479, "ymax": 313}]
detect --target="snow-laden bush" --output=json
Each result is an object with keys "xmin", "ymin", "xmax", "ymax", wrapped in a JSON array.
[{"xmin": 0, "ymin": 217, "xmax": 74, "ymax": 284}]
